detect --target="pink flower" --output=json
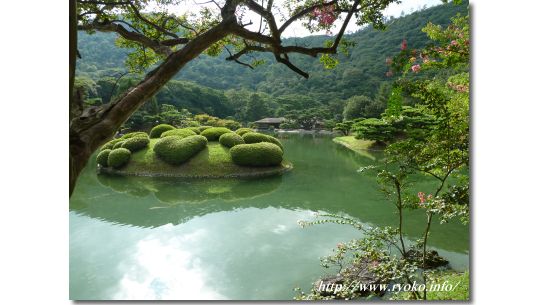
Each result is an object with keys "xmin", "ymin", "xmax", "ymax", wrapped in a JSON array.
[
  {"xmin": 451, "ymin": 40, "xmax": 459, "ymax": 46},
  {"xmin": 386, "ymin": 57, "xmax": 393, "ymax": 65},
  {"xmin": 385, "ymin": 70, "xmax": 393, "ymax": 77},
  {"xmin": 401, "ymin": 39, "xmax": 407, "ymax": 50},
  {"xmin": 418, "ymin": 192, "xmax": 426, "ymax": 204},
  {"xmin": 337, "ymin": 243, "xmax": 345, "ymax": 249},
  {"xmin": 411, "ymin": 64, "xmax": 421, "ymax": 73}
]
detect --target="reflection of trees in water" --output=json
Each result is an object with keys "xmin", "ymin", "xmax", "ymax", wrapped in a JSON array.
[{"xmin": 70, "ymin": 175, "xmax": 284, "ymax": 228}]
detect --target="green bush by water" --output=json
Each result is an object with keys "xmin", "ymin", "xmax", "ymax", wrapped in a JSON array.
[
  {"xmin": 149, "ymin": 124, "xmax": 175, "ymax": 138},
  {"xmin": 219, "ymin": 132, "xmax": 245, "ymax": 148},
  {"xmin": 112, "ymin": 140, "xmax": 125, "ymax": 149},
  {"xmin": 107, "ymin": 148, "xmax": 131, "ymax": 168},
  {"xmin": 186, "ymin": 126, "xmax": 201, "ymax": 134},
  {"xmin": 100, "ymin": 138, "xmax": 123, "ymax": 151},
  {"xmin": 160, "ymin": 128, "xmax": 197, "ymax": 138},
  {"xmin": 154, "ymin": 135, "xmax": 208, "ymax": 165},
  {"xmin": 121, "ymin": 136, "xmax": 149, "ymax": 152},
  {"xmin": 201, "ymin": 127, "xmax": 232, "ymax": 141},
  {"xmin": 230, "ymin": 142, "xmax": 283, "ymax": 167},
  {"xmin": 198, "ymin": 126, "xmax": 213, "ymax": 132},
  {"xmin": 242, "ymin": 132, "xmax": 283, "ymax": 149},
  {"xmin": 96, "ymin": 149, "xmax": 112, "ymax": 167}
]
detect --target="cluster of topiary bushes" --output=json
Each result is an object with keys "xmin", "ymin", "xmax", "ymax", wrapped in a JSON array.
[
  {"xmin": 154, "ymin": 135, "xmax": 208, "ymax": 165},
  {"xmin": 210, "ymin": 129, "xmax": 285, "ymax": 167},
  {"xmin": 98, "ymin": 132, "xmax": 150, "ymax": 168},
  {"xmin": 97, "ymin": 125, "xmax": 287, "ymax": 171},
  {"xmin": 97, "ymin": 147, "xmax": 131, "ymax": 168}
]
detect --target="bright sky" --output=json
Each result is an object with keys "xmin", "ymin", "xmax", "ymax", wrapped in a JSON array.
[{"xmin": 162, "ymin": 0, "xmax": 443, "ymax": 38}]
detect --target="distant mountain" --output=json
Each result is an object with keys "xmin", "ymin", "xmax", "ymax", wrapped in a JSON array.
[{"xmin": 76, "ymin": 1, "xmax": 468, "ymax": 102}]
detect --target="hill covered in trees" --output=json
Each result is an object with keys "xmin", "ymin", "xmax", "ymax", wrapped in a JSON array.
[{"xmin": 75, "ymin": 1, "xmax": 468, "ymax": 125}]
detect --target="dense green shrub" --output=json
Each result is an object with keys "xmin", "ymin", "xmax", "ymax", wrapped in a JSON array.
[
  {"xmin": 230, "ymin": 142, "xmax": 283, "ymax": 167},
  {"xmin": 100, "ymin": 138, "xmax": 123, "ymax": 151},
  {"xmin": 113, "ymin": 140, "xmax": 125, "ymax": 149},
  {"xmin": 121, "ymin": 136, "xmax": 150, "ymax": 152},
  {"xmin": 160, "ymin": 128, "xmax": 197, "ymax": 138},
  {"xmin": 107, "ymin": 148, "xmax": 131, "ymax": 168},
  {"xmin": 200, "ymin": 127, "xmax": 232, "ymax": 141},
  {"xmin": 198, "ymin": 126, "xmax": 213, "ymax": 132},
  {"xmin": 149, "ymin": 124, "xmax": 175, "ymax": 138},
  {"xmin": 185, "ymin": 126, "xmax": 201, "ymax": 134},
  {"xmin": 154, "ymin": 135, "xmax": 208, "ymax": 165},
  {"xmin": 235, "ymin": 127, "xmax": 254, "ymax": 136},
  {"xmin": 96, "ymin": 149, "xmax": 112, "ymax": 167},
  {"xmin": 219, "ymin": 132, "xmax": 245, "ymax": 148},
  {"xmin": 242, "ymin": 132, "xmax": 283, "ymax": 149},
  {"xmin": 121, "ymin": 131, "xmax": 149, "ymax": 140}
]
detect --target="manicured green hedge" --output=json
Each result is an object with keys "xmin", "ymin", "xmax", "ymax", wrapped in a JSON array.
[
  {"xmin": 121, "ymin": 131, "xmax": 149, "ymax": 140},
  {"xmin": 200, "ymin": 127, "xmax": 232, "ymax": 141},
  {"xmin": 154, "ymin": 135, "xmax": 208, "ymax": 165},
  {"xmin": 198, "ymin": 126, "xmax": 213, "ymax": 132},
  {"xmin": 96, "ymin": 149, "xmax": 112, "ymax": 167},
  {"xmin": 242, "ymin": 132, "xmax": 283, "ymax": 149},
  {"xmin": 121, "ymin": 136, "xmax": 150, "ymax": 152},
  {"xmin": 219, "ymin": 132, "xmax": 245, "ymax": 148},
  {"xmin": 235, "ymin": 127, "xmax": 254, "ymax": 136},
  {"xmin": 149, "ymin": 124, "xmax": 175, "ymax": 138},
  {"xmin": 113, "ymin": 140, "xmax": 125, "ymax": 149},
  {"xmin": 100, "ymin": 138, "xmax": 123, "ymax": 151},
  {"xmin": 160, "ymin": 128, "xmax": 197, "ymax": 138},
  {"xmin": 186, "ymin": 126, "xmax": 201, "ymax": 134},
  {"xmin": 107, "ymin": 148, "xmax": 131, "ymax": 168},
  {"xmin": 230, "ymin": 142, "xmax": 283, "ymax": 167}
]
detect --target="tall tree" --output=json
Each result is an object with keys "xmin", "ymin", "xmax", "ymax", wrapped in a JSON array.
[{"xmin": 70, "ymin": 0, "xmax": 399, "ymax": 195}]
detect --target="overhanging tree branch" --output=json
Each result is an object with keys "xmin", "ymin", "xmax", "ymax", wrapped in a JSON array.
[{"xmin": 77, "ymin": 21, "xmax": 188, "ymax": 56}]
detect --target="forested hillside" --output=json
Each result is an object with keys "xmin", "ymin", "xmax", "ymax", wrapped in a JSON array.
[{"xmin": 75, "ymin": 1, "xmax": 468, "ymax": 125}]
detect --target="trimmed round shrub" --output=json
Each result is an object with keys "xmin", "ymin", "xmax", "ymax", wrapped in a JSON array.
[
  {"xmin": 185, "ymin": 126, "xmax": 201, "ymax": 134},
  {"xmin": 96, "ymin": 149, "xmax": 112, "ymax": 167},
  {"xmin": 121, "ymin": 136, "xmax": 149, "ymax": 152},
  {"xmin": 242, "ymin": 132, "xmax": 283, "ymax": 149},
  {"xmin": 100, "ymin": 138, "xmax": 123, "ymax": 151},
  {"xmin": 200, "ymin": 127, "xmax": 232, "ymax": 141},
  {"xmin": 107, "ymin": 148, "xmax": 131, "ymax": 169},
  {"xmin": 230, "ymin": 142, "xmax": 283, "ymax": 167},
  {"xmin": 219, "ymin": 132, "xmax": 245, "ymax": 148},
  {"xmin": 235, "ymin": 127, "xmax": 254, "ymax": 136},
  {"xmin": 149, "ymin": 124, "xmax": 175, "ymax": 138},
  {"xmin": 121, "ymin": 131, "xmax": 148, "ymax": 140},
  {"xmin": 154, "ymin": 135, "xmax": 208, "ymax": 165},
  {"xmin": 112, "ymin": 140, "xmax": 125, "ymax": 149},
  {"xmin": 160, "ymin": 128, "xmax": 197, "ymax": 139},
  {"xmin": 198, "ymin": 126, "xmax": 213, "ymax": 132}
]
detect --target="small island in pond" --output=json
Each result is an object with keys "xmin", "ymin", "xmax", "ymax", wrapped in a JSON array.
[{"xmin": 96, "ymin": 124, "xmax": 292, "ymax": 178}]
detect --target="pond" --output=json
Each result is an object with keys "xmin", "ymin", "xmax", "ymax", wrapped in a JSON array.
[{"xmin": 69, "ymin": 134, "xmax": 469, "ymax": 300}]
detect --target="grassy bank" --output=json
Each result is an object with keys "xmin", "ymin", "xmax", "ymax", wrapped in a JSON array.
[
  {"xmin": 99, "ymin": 139, "xmax": 292, "ymax": 178},
  {"xmin": 332, "ymin": 136, "xmax": 379, "ymax": 160}
]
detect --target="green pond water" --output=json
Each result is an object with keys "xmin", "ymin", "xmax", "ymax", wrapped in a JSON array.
[{"xmin": 70, "ymin": 134, "xmax": 469, "ymax": 300}]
